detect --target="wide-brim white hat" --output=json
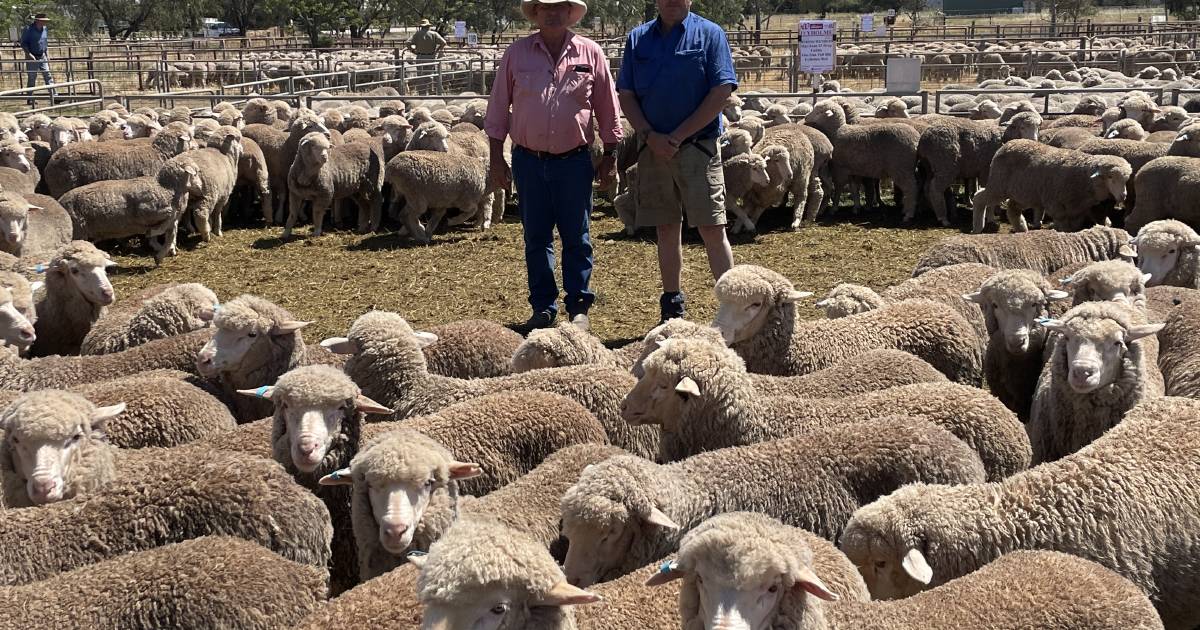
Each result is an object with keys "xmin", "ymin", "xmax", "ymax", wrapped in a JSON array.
[{"xmin": 521, "ymin": 0, "xmax": 587, "ymax": 27}]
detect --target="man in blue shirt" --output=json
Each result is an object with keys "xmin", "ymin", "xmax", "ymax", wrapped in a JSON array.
[
  {"xmin": 617, "ymin": 0, "xmax": 737, "ymax": 324},
  {"xmin": 20, "ymin": 14, "xmax": 55, "ymax": 106}
]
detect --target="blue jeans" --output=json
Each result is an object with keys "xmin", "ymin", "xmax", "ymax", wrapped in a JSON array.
[
  {"xmin": 25, "ymin": 53, "xmax": 54, "ymax": 95},
  {"xmin": 511, "ymin": 146, "xmax": 595, "ymax": 317}
]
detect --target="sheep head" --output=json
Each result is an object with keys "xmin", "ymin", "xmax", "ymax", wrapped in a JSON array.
[
  {"xmin": 0, "ymin": 280, "xmax": 35, "ymax": 351},
  {"xmin": 814, "ymin": 283, "xmax": 886, "ymax": 318},
  {"xmin": 629, "ymin": 318, "xmax": 726, "ymax": 378},
  {"xmin": 1154, "ymin": 105, "xmax": 1188, "ymax": 131},
  {"xmin": 1000, "ymin": 111, "xmax": 1041, "ymax": 142},
  {"xmin": 511, "ymin": 321, "xmax": 607, "ymax": 372},
  {"xmin": 1133, "ymin": 220, "xmax": 1200, "ymax": 286},
  {"xmin": 622, "ymin": 337, "xmax": 744, "ymax": 432},
  {"xmin": 840, "ymin": 483, "xmax": 953, "ymax": 599},
  {"xmin": 1086, "ymin": 157, "xmax": 1133, "ymax": 205},
  {"xmin": 1059, "ymin": 260, "xmax": 1150, "ymax": 310},
  {"xmin": 289, "ymin": 110, "xmax": 331, "ymax": 141},
  {"xmin": 299, "ymin": 132, "xmax": 332, "ymax": 167},
  {"xmin": 0, "ymin": 390, "xmax": 124, "ymax": 506},
  {"xmin": 22, "ymin": 113, "xmax": 52, "ymax": 143},
  {"xmin": 195, "ymin": 294, "xmax": 310, "ymax": 379},
  {"xmin": 415, "ymin": 519, "xmax": 599, "ymax": 630},
  {"xmin": 242, "ymin": 98, "xmax": 277, "ymax": 126},
  {"xmin": 407, "ymin": 120, "xmax": 450, "ymax": 153},
  {"xmin": 969, "ymin": 99, "xmax": 1002, "ymax": 120},
  {"xmin": 1038, "ymin": 301, "xmax": 1163, "ymax": 393},
  {"xmin": 0, "ymin": 143, "xmax": 32, "ymax": 174},
  {"xmin": 560, "ymin": 454, "xmax": 679, "ymax": 587},
  {"xmin": 46, "ymin": 241, "xmax": 115, "ymax": 307},
  {"xmin": 713, "ymin": 265, "xmax": 812, "ymax": 345},
  {"xmin": 125, "ymin": 113, "xmax": 162, "ymax": 138},
  {"xmin": 1104, "ymin": 118, "xmax": 1147, "ymax": 140},
  {"xmin": 242, "ymin": 365, "xmax": 389, "ymax": 475},
  {"xmin": 153, "ymin": 126, "xmax": 196, "ymax": 157},
  {"xmin": 759, "ymin": 145, "xmax": 792, "ymax": 189},
  {"xmin": 646, "ymin": 513, "xmax": 840, "ymax": 630},
  {"xmin": 804, "ymin": 100, "xmax": 846, "ymax": 133},
  {"xmin": 320, "ymin": 428, "xmax": 480, "ymax": 555},
  {"xmin": 213, "ymin": 125, "xmax": 244, "ymax": 162},
  {"xmin": 997, "ymin": 100, "xmax": 1036, "ymax": 125},
  {"xmin": 964, "ymin": 270, "xmax": 1067, "ymax": 354}
]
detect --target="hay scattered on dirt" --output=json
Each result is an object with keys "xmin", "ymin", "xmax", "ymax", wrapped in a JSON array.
[{"xmin": 106, "ymin": 204, "xmax": 957, "ymax": 344}]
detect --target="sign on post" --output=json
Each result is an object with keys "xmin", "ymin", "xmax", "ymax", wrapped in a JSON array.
[
  {"xmin": 886, "ymin": 57, "xmax": 922, "ymax": 93},
  {"xmin": 466, "ymin": 32, "xmax": 479, "ymax": 46},
  {"xmin": 454, "ymin": 20, "xmax": 467, "ymax": 39},
  {"xmin": 875, "ymin": 24, "xmax": 887, "ymax": 37},
  {"xmin": 861, "ymin": 14, "xmax": 874, "ymax": 33},
  {"xmin": 798, "ymin": 20, "xmax": 837, "ymax": 74}
]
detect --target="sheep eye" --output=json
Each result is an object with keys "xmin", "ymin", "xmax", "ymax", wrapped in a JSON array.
[
  {"xmin": 70, "ymin": 267, "xmax": 79, "ymax": 275},
  {"xmin": 490, "ymin": 604, "xmax": 508, "ymax": 615},
  {"xmin": 767, "ymin": 584, "xmax": 779, "ymax": 593},
  {"xmin": 874, "ymin": 560, "xmax": 887, "ymax": 569},
  {"xmin": 10, "ymin": 435, "xmax": 18, "ymax": 444},
  {"xmin": 1169, "ymin": 249, "xmax": 1177, "ymax": 254},
  {"xmin": 247, "ymin": 332, "xmax": 257, "ymax": 338},
  {"xmin": 750, "ymin": 302, "xmax": 762, "ymax": 309},
  {"xmin": 424, "ymin": 478, "xmax": 434, "ymax": 488},
  {"xmin": 67, "ymin": 432, "xmax": 81, "ymax": 444}
]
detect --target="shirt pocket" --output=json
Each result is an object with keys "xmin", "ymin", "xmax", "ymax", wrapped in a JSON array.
[
  {"xmin": 514, "ymin": 70, "xmax": 551, "ymax": 99},
  {"xmin": 561, "ymin": 70, "xmax": 594, "ymax": 108},
  {"xmin": 668, "ymin": 49, "xmax": 707, "ymax": 85}
]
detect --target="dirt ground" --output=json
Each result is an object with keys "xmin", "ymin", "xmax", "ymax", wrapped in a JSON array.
[{"xmin": 105, "ymin": 200, "xmax": 959, "ymax": 345}]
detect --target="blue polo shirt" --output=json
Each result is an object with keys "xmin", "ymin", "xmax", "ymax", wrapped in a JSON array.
[
  {"xmin": 20, "ymin": 23, "xmax": 48, "ymax": 58},
  {"xmin": 616, "ymin": 12, "xmax": 737, "ymax": 140}
]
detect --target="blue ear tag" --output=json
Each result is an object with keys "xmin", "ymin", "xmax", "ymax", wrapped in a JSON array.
[
  {"xmin": 407, "ymin": 550, "xmax": 428, "ymax": 559},
  {"xmin": 659, "ymin": 560, "xmax": 677, "ymax": 574},
  {"xmin": 33, "ymin": 264, "xmax": 47, "ymax": 274},
  {"xmin": 255, "ymin": 385, "xmax": 269, "ymax": 397}
]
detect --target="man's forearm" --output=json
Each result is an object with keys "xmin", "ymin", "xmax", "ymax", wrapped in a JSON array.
[
  {"xmin": 670, "ymin": 84, "xmax": 734, "ymax": 142},
  {"xmin": 489, "ymin": 136, "xmax": 506, "ymax": 161},
  {"xmin": 618, "ymin": 91, "xmax": 652, "ymax": 134}
]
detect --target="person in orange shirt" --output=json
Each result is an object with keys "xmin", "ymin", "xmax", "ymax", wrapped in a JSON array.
[{"xmin": 485, "ymin": 0, "xmax": 621, "ymax": 332}]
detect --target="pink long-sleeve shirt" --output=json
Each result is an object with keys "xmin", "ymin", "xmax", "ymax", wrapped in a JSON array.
[{"xmin": 485, "ymin": 32, "xmax": 622, "ymax": 154}]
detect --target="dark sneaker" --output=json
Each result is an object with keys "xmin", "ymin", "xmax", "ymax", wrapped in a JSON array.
[
  {"xmin": 521, "ymin": 310, "xmax": 556, "ymax": 333},
  {"xmin": 659, "ymin": 291, "xmax": 686, "ymax": 325}
]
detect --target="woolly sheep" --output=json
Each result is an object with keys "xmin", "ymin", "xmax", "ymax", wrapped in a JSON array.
[
  {"xmin": 0, "ymin": 390, "xmax": 124, "ymax": 507},
  {"xmin": 714, "ymin": 265, "xmax": 983, "ymax": 385},
  {"xmin": 912, "ymin": 225, "xmax": 1135, "ymax": 276},
  {"xmin": 804, "ymin": 100, "xmax": 921, "ymax": 221},
  {"xmin": 0, "ymin": 274, "xmax": 35, "ymax": 354},
  {"xmin": 0, "ymin": 191, "xmax": 71, "ymax": 259},
  {"xmin": 653, "ymin": 517, "xmax": 1162, "ymax": 630},
  {"xmin": 242, "ymin": 111, "xmax": 332, "ymax": 224},
  {"xmin": 963, "ymin": 270, "xmax": 1070, "ymax": 418},
  {"xmin": 43, "ymin": 126, "xmax": 194, "ymax": 198},
  {"xmin": 30, "ymin": 241, "xmax": 115, "ymax": 357},
  {"xmin": 627, "ymin": 337, "xmax": 1028, "ymax": 477},
  {"xmin": 560, "ymin": 417, "xmax": 984, "ymax": 587},
  {"xmin": 423, "ymin": 319, "xmax": 523, "ymax": 378},
  {"xmin": 745, "ymin": 124, "xmax": 819, "ymax": 229},
  {"xmin": 1028, "ymin": 301, "xmax": 1164, "ymax": 462},
  {"xmin": 971, "ymin": 139, "xmax": 1133, "ymax": 233},
  {"xmin": 231, "ymin": 136, "xmax": 273, "ymax": 224},
  {"xmin": 0, "ymin": 536, "xmax": 327, "ymax": 630},
  {"xmin": 1134, "ymin": 219, "xmax": 1200, "ymax": 289},
  {"xmin": 285, "ymin": 131, "xmax": 384, "ymax": 238},
  {"xmin": 1158, "ymin": 296, "xmax": 1200, "ymax": 398},
  {"xmin": 721, "ymin": 151, "xmax": 773, "ymax": 233},
  {"xmin": 918, "ymin": 112, "xmax": 1041, "ymax": 226},
  {"xmin": 0, "ymin": 373, "xmax": 233, "ymax": 449},
  {"xmin": 80, "ymin": 283, "xmax": 218, "ymax": 355},
  {"xmin": 1058, "ymin": 259, "xmax": 1152, "ymax": 310},
  {"xmin": 194, "ymin": 294, "xmax": 328, "ymax": 422},
  {"xmin": 322, "ymin": 310, "xmax": 658, "ymax": 459},
  {"xmin": 0, "ymin": 445, "xmax": 331, "ymax": 585},
  {"xmin": 163, "ymin": 125, "xmax": 243, "ymax": 241},
  {"xmin": 0, "ymin": 142, "xmax": 39, "ymax": 193},
  {"xmin": 0, "ymin": 329, "xmax": 212, "ymax": 391},
  {"xmin": 384, "ymin": 150, "xmax": 495, "ymax": 242},
  {"xmin": 406, "ymin": 120, "xmax": 451, "ymax": 152},
  {"xmin": 718, "ymin": 127, "xmax": 753, "ymax": 159},
  {"xmin": 840, "ymin": 396, "xmax": 1200, "ymax": 628}
]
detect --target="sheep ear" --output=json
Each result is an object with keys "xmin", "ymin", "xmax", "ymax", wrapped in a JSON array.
[
  {"xmin": 644, "ymin": 506, "xmax": 681, "ymax": 530},
  {"xmin": 674, "ymin": 376, "xmax": 701, "ymax": 398},
  {"xmin": 1090, "ymin": 168, "xmax": 1103, "ymax": 179},
  {"xmin": 236, "ymin": 386, "xmax": 275, "ymax": 400},
  {"xmin": 814, "ymin": 298, "xmax": 832, "ymax": 308},
  {"xmin": 447, "ymin": 461, "xmax": 483, "ymax": 480},
  {"xmin": 962, "ymin": 291, "xmax": 985, "ymax": 304},
  {"xmin": 1037, "ymin": 317, "xmax": 1067, "ymax": 334},
  {"xmin": 412, "ymin": 331, "xmax": 439, "ymax": 348},
  {"xmin": 533, "ymin": 581, "xmax": 603, "ymax": 607},
  {"xmin": 901, "ymin": 548, "xmax": 933, "ymax": 585},
  {"xmin": 318, "ymin": 467, "xmax": 354, "ymax": 486},
  {"xmin": 794, "ymin": 566, "xmax": 840, "ymax": 601},
  {"xmin": 406, "ymin": 551, "xmax": 428, "ymax": 569},
  {"xmin": 782, "ymin": 290, "xmax": 814, "ymax": 303},
  {"xmin": 103, "ymin": 259, "xmax": 117, "ymax": 269},
  {"xmin": 824, "ymin": 109, "xmax": 835, "ymax": 117},
  {"xmin": 25, "ymin": 204, "xmax": 42, "ymax": 212},
  {"xmin": 272, "ymin": 320, "xmax": 311, "ymax": 335},
  {"xmin": 645, "ymin": 560, "xmax": 684, "ymax": 587},
  {"xmin": 1188, "ymin": 238, "xmax": 1200, "ymax": 249},
  {"xmin": 90, "ymin": 403, "xmax": 125, "ymax": 431},
  {"xmin": 1141, "ymin": 273, "xmax": 1153, "ymax": 286},
  {"xmin": 1126, "ymin": 322, "xmax": 1165, "ymax": 341},
  {"xmin": 1118, "ymin": 244, "xmax": 1137, "ymax": 259},
  {"xmin": 1046, "ymin": 290, "xmax": 1070, "ymax": 300},
  {"xmin": 320, "ymin": 337, "xmax": 357, "ymax": 354},
  {"xmin": 354, "ymin": 395, "xmax": 392, "ymax": 415}
]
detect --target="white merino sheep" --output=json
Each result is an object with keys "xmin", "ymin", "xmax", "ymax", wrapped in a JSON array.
[
  {"xmin": 1134, "ymin": 219, "xmax": 1200, "ymax": 289},
  {"xmin": 384, "ymin": 150, "xmax": 496, "ymax": 243},
  {"xmin": 1028, "ymin": 300, "xmax": 1164, "ymax": 462},
  {"xmin": 285, "ymin": 131, "xmax": 385, "ymax": 238},
  {"xmin": 31, "ymin": 241, "xmax": 116, "ymax": 357},
  {"xmin": 81, "ymin": 283, "xmax": 219, "ymax": 355},
  {"xmin": 0, "ymin": 191, "xmax": 71, "ymax": 260},
  {"xmin": 840, "ymin": 396, "xmax": 1200, "ymax": 628}
]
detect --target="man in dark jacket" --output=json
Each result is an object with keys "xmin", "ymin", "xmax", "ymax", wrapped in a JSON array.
[{"xmin": 20, "ymin": 13, "xmax": 55, "ymax": 106}]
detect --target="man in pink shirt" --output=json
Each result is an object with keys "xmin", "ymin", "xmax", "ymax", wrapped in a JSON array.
[{"xmin": 485, "ymin": 0, "xmax": 622, "ymax": 332}]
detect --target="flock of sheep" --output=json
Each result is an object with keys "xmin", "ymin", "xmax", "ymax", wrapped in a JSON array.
[{"xmin": 1, "ymin": 34, "xmax": 1200, "ymax": 630}]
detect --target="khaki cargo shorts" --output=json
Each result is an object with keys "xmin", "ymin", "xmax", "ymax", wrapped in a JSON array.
[{"xmin": 635, "ymin": 136, "xmax": 727, "ymax": 227}]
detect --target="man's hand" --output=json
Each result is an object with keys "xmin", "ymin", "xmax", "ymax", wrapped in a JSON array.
[
  {"xmin": 646, "ymin": 132, "xmax": 677, "ymax": 161},
  {"xmin": 596, "ymin": 154, "xmax": 617, "ymax": 188},
  {"xmin": 488, "ymin": 156, "xmax": 512, "ymax": 189}
]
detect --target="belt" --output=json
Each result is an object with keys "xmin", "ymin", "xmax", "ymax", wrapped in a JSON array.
[{"xmin": 517, "ymin": 144, "xmax": 588, "ymax": 160}]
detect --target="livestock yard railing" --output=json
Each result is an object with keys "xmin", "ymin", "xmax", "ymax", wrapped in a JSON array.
[
  {"xmin": 0, "ymin": 79, "xmax": 104, "ymax": 116},
  {"xmin": 935, "ymin": 86, "xmax": 1168, "ymax": 115}
]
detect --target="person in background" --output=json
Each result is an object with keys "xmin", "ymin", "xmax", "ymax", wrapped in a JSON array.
[
  {"xmin": 617, "ymin": 0, "xmax": 737, "ymax": 324},
  {"xmin": 20, "ymin": 13, "xmax": 55, "ymax": 107},
  {"xmin": 408, "ymin": 19, "xmax": 447, "ymax": 94},
  {"xmin": 485, "ymin": 0, "xmax": 621, "ymax": 332}
]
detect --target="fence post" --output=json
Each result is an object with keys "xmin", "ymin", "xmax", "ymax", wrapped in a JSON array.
[{"xmin": 436, "ymin": 60, "xmax": 444, "ymax": 93}]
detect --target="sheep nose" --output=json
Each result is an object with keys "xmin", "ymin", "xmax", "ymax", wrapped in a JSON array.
[
  {"xmin": 19, "ymin": 326, "xmax": 34, "ymax": 341},
  {"xmin": 382, "ymin": 523, "xmax": 409, "ymax": 539},
  {"xmin": 31, "ymin": 477, "xmax": 55, "ymax": 495}
]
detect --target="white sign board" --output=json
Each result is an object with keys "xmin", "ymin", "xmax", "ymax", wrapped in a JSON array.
[
  {"xmin": 861, "ymin": 14, "xmax": 874, "ymax": 32},
  {"xmin": 875, "ymin": 24, "xmax": 887, "ymax": 37},
  {"xmin": 798, "ymin": 20, "xmax": 837, "ymax": 74},
  {"xmin": 1151, "ymin": 14, "xmax": 1166, "ymax": 23},
  {"xmin": 1011, "ymin": 7, "xmax": 1024, "ymax": 13},
  {"xmin": 466, "ymin": 32, "xmax": 479, "ymax": 46},
  {"xmin": 886, "ymin": 8, "xmax": 896, "ymax": 17},
  {"xmin": 454, "ymin": 20, "xmax": 467, "ymax": 38},
  {"xmin": 886, "ymin": 57, "xmax": 922, "ymax": 93}
]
